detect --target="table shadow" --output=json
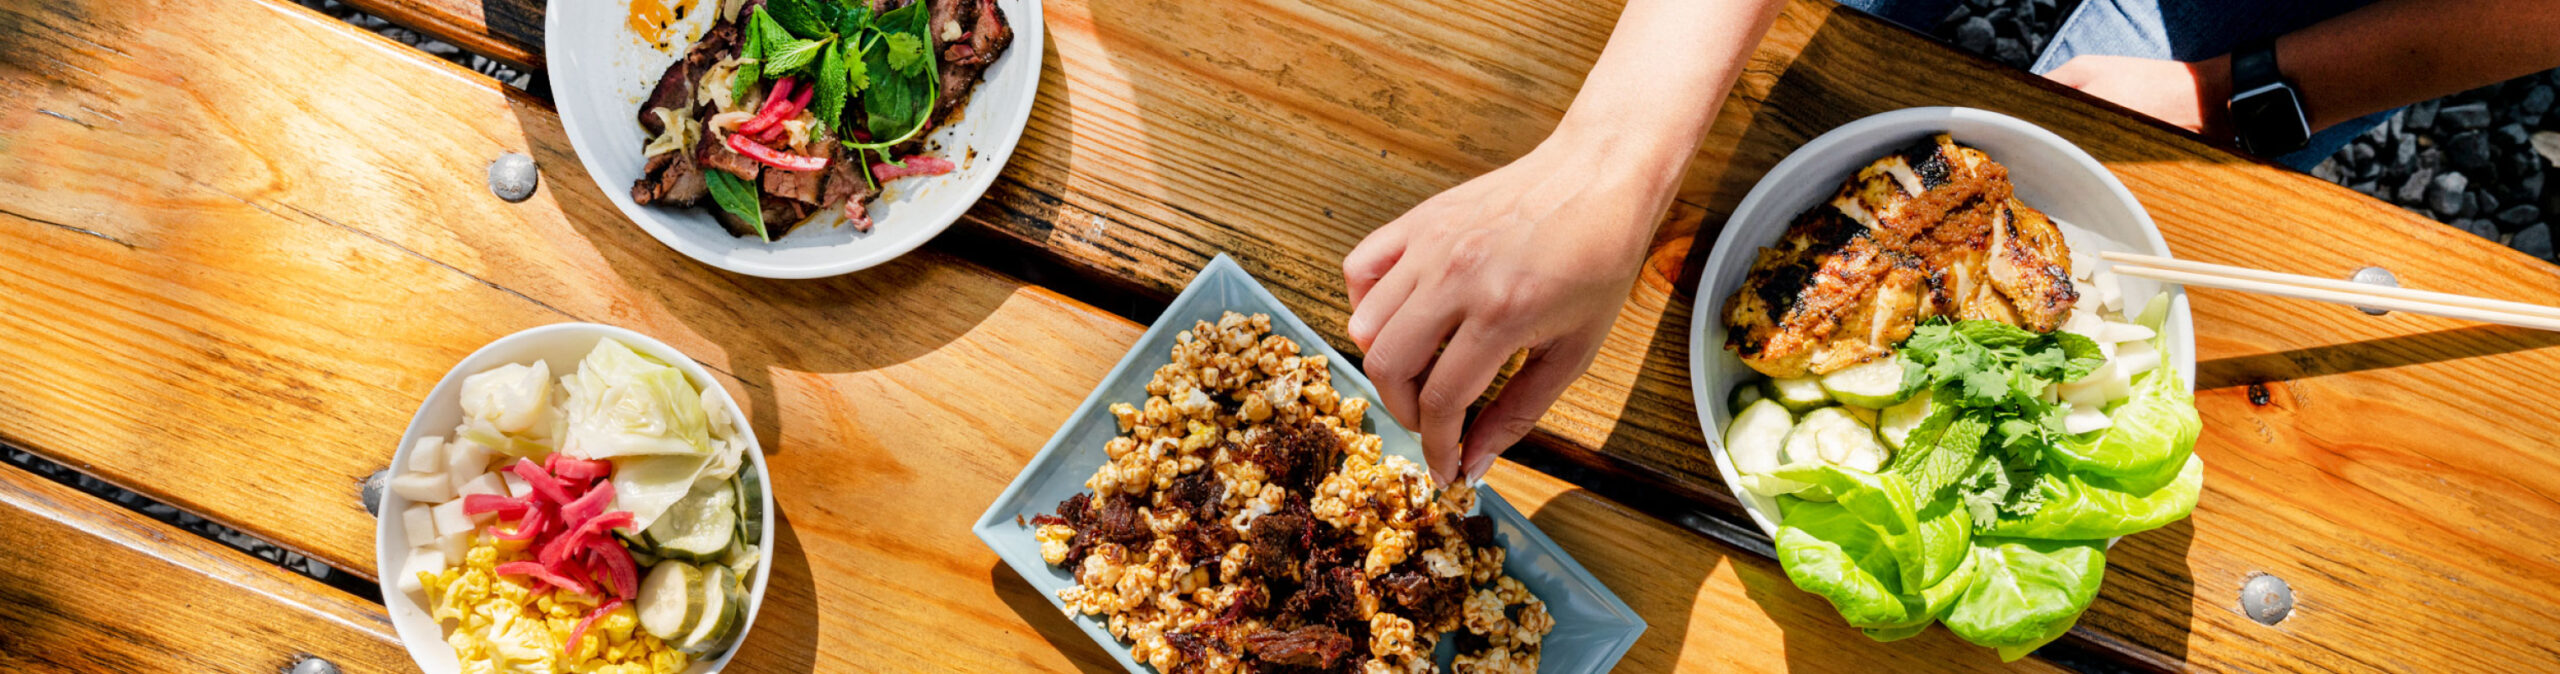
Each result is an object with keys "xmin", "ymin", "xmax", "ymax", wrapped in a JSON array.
[
  {"xmin": 987, "ymin": 559, "xmax": 1120, "ymax": 673},
  {"xmin": 2194, "ymin": 324, "xmax": 2560, "ymax": 391},
  {"xmin": 723, "ymin": 508, "xmax": 821, "ymax": 672}
]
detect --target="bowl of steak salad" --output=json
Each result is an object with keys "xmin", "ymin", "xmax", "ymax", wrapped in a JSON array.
[{"xmin": 549, "ymin": 0, "xmax": 1041, "ymax": 279}]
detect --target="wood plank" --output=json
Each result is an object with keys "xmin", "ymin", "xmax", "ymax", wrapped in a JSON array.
[
  {"xmin": 0, "ymin": 462, "xmax": 411, "ymax": 673},
  {"xmin": 0, "ymin": 0, "xmax": 2057, "ymax": 670}
]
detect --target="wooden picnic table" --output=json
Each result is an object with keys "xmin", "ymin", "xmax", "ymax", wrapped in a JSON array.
[{"xmin": 3, "ymin": 0, "xmax": 2558, "ymax": 670}]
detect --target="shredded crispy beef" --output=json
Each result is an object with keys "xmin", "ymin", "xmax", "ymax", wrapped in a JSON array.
[
  {"xmin": 1243, "ymin": 511, "xmax": 1308, "ymax": 580},
  {"xmin": 1091, "ymin": 495, "xmax": 1151, "ymax": 546},
  {"xmin": 1246, "ymin": 419, "xmax": 1341, "ymax": 495},
  {"xmin": 1459, "ymin": 514, "xmax": 1495, "ymax": 548},
  {"xmin": 1242, "ymin": 625, "xmax": 1355, "ymax": 668},
  {"xmin": 1380, "ymin": 571, "xmax": 1468, "ymax": 630}
]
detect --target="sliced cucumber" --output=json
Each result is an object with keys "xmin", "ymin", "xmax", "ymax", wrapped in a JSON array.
[
  {"xmin": 1843, "ymin": 405, "xmax": 1879, "ymax": 428},
  {"xmin": 1764, "ymin": 376, "xmax": 1831, "ymax": 413},
  {"xmin": 734, "ymin": 470, "xmax": 765, "ymax": 545},
  {"xmin": 678, "ymin": 564, "xmax": 743, "ymax": 657},
  {"xmin": 646, "ymin": 484, "xmax": 737, "ymax": 562},
  {"xmin": 1879, "ymin": 395, "xmax": 1932, "ymax": 450},
  {"xmin": 1819, "ymin": 356, "xmax": 1909, "ymax": 408},
  {"xmin": 1784, "ymin": 407, "xmax": 1891, "ymax": 474},
  {"xmin": 1725, "ymin": 400, "xmax": 1804, "ymax": 497},
  {"xmin": 1728, "ymin": 381, "xmax": 1765, "ymax": 412},
  {"xmin": 636, "ymin": 561, "xmax": 707, "ymax": 641}
]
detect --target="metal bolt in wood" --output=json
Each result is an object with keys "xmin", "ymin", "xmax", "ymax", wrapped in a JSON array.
[
  {"xmin": 2242, "ymin": 573, "xmax": 2295, "ymax": 625},
  {"xmin": 487, "ymin": 152, "xmax": 538, "ymax": 202},
  {"xmin": 2348, "ymin": 266, "xmax": 2399, "ymax": 315}
]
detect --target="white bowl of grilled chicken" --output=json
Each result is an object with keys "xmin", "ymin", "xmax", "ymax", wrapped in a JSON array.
[
  {"xmin": 1686, "ymin": 107, "xmax": 2196, "ymax": 535},
  {"xmin": 548, "ymin": 0, "xmax": 1043, "ymax": 279}
]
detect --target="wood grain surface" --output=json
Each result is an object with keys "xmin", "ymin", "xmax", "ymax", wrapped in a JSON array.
[
  {"xmin": 339, "ymin": 0, "xmax": 2560, "ymax": 669},
  {"xmin": 0, "ymin": 0, "xmax": 2070, "ymax": 670},
  {"xmin": 0, "ymin": 460, "xmax": 412, "ymax": 673}
]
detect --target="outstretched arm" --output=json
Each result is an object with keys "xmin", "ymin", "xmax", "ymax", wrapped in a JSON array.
[
  {"xmin": 1342, "ymin": 0, "xmax": 1789, "ymax": 484},
  {"xmin": 2048, "ymin": 0, "xmax": 2560, "ymax": 139}
]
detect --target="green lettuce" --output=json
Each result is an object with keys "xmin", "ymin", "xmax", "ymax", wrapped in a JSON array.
[
  {"xmin": 2045, "ymin": 351, "xmax": 2199, "ymax": 494},
  {"xmin": 1982, "ymin": 454, "xmax": 2203, "ymax": 540},
  {"xmin": 1769, "ymin": 464, "xmax": 1970, "ymax": 591},
  {"xmin": 1944, "ymin": 537, "xmax": 2107, "ymax": 661}
]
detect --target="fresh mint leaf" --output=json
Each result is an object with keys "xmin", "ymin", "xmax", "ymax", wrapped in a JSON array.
[
  {"xmin": 733, "ymin": 13, "xmax": 768, "ymax": 104},
  {"xmin": 765, "ymin": 0, "xmax": 831, "ymax": 38},
  {"xmin": 826, "ymin": 0, "xmax": 873, "ymax": 35},
  {"xmin": 884, "ymin": 32, "xmax": 925, "ymax": 74},
  {"xmin": 750, "ymin": 7, "xmax": 794, "ymax": 58},
  {"xmin": 703, "ymin": 169, "xmax": 769, "ymax": 242},
  {"xmin": 2050, "ymin": 331, "xmax": 2106, "ymax": 381},
  {"xmin": 1955, "ymin": 321, "xmax": 2037, "ymax": 349},
  {"xmin": 764, "ymin": 35, "xmax": 831, "ymax": 75},
  {"xmin": 812, "ymin": 40, "xmax": 852, "ymax": 129}
]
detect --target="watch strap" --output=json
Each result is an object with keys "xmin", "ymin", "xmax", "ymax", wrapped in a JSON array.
[{"xmin": 2231, "ymin": 38, "xmax": 2282, "ymax": 94}]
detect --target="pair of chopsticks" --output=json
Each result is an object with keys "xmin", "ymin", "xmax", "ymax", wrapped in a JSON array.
[{"xmin": 2101, "ymin": 252, "xmax": 2560, "ymax": 332}]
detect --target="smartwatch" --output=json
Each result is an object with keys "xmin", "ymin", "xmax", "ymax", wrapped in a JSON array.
[{"xmin": 2227, "ymin": 38, "xmax": 2310, "ymax": 156}]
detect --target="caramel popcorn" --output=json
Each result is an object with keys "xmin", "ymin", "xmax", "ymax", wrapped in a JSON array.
[{"xmin": 1028, "ymin": 312, "xmax": 1550, "ymax": 672}]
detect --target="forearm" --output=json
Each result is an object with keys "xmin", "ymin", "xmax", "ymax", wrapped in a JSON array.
[
  {"xmin": 2264, "ymin": 0, "xmax": 2560, "ymax": 130},
  {"xmin": 1552, "ymin": 0, "xmax": 1787, "ymax": 215}
]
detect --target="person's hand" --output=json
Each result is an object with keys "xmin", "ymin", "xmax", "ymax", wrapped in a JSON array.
[
  {"xmin": 2044, "ymin": 54, "xmax": 2232, "ymax": 139},
  {"xmin": 1341, "ymin": 130, "xmax": 1680, "ymax": 485}
]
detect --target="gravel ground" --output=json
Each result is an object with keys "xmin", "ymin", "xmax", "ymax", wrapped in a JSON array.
[{"xmin": 1911, "ymin": 0, "xmax": 2560, "ymax": 264}]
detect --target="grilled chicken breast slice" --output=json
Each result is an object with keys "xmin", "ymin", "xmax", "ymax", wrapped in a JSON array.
[{"xmin": 1724, "ymin": 134, "xmax": 2076, "ymax": 378}]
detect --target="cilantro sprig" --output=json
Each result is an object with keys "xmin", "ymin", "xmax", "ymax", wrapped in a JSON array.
[{"xmin": 1889, "ymin": 320, "xmax": 2105, "ymax": 525}]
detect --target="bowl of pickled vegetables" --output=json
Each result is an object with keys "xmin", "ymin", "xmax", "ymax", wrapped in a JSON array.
[{"xmin": 374, "ymin": 323, "xmax": 774, "ymax": 673}]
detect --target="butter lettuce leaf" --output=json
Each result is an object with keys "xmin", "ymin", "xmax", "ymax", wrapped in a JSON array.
[{"xmin": 1945, "ymin": 537, "xmax": 2106, "ymax": 660}]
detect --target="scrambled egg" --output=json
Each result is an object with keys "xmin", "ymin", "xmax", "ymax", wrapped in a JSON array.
[{"xmin": 419, "ymin": 536, "xmax": 688, "ymax": 674}]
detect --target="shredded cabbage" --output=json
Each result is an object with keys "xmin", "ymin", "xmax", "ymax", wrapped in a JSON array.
[{"xmin": 561, "ymin": 339, "xmax": 712, "ymax": 460}]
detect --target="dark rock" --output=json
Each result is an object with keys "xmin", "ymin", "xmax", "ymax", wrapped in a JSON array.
[
  {"xmin": 1994, "ymin": 37, "xmax": 2029, "ymax": 65},
  {"xmin": 2397, "ymin": 167, "xmax": 2436, "ymax": 204},
  {"xmin": 2515, "ymin": 223, "xmax": 2556, "ymax": 260},
  {"xmin": 2522, "ymin": 171, "xmax": 2545, "ymax": 201},
  {"xmin": 2350, "ymin": 180, "xmax": 2382, "ymax": 199},
  {"xmin": 2363, "ymin": 120, "xmax": 2393, "ymax": 145},
  {"xmin": 2418, "ymin": 146, "xmax": 2444, "ymax": 172},
  {"xmin": 2311, "ymin": 159, "xmax": 2345, "ymax": 183},
  {"xmin": 2026, "ymin": 33, "xmax": 2045, "ymax": 56},
  {"xmin": 2457, "ymin": 218, "xmax": 2502, "ymax": 241},
  {"xmin": 2479, "ymin": 191, "xmax": 2501, "ymax": 216},
  {"xmin": 2395, "ymin": 135, "xmax": 2418, "ymax": 167},
  {"xmin": 2438, "ymin": 101, "xmax": 2494, "ymax": 130},
  {"xmin": 2446, "ymin": 131, "xmax": 2492, "ymax": 171},
  {"xmin": 2404, "ymin": 100, "xmax": 2440, "ymax": 130},
  {"xmin": 1956, "ymin": 17, "xmax": 1996, "ymax": 53},
  {"xmin": 1984, "ymin": 6, "xmax": 2015, "ymax": 25},
  {"xmin": 2428, "ymin": 171, "xmax": 2470, "ymax": 215},
  {"xmin": 2493, "ymin": 123, "xmax": 2532, "ymax": 148},
  {"xmin": 2346, "ymin": 141, "xmax": 2376, "ymax": 166},
  {"xmin": 2498, "ymin": 204, "xmax": 2544, "ymax": 228},
  {"xmin": 2522, "ymin": 84, "xmax": 2555, "ymax": 116}
]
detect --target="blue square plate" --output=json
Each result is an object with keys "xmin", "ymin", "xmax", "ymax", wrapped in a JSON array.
[{"xmin": 973, "ymin": 254, "xmax": 1645, "ymax": 672}]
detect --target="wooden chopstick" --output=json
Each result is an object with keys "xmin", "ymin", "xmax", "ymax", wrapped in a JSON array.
[{"xmin": 2096, "ymin": 252, "xmax": 2560, "ymax": 332}]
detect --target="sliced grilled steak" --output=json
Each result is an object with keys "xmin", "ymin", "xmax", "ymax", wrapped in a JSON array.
[
  {"xmin": 632, "ymin": 150, "xmax": 708, "ymax": 206},
  {"xmin": 929, "ymin": 0, "xmax": 1010, "ymax": 125},
  {"xmin": 820, "ymin": 153, "xmax": 876, "ymax": 231},
  {"xmin": 638, "ymin": 20, "xmax": 738, "ymax": 136},
  {"xmin": 762, "ymin": 142, "xmax": 829, "ymax": 206}
]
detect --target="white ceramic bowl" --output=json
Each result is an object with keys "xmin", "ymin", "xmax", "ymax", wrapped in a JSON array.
[
  {"xmin": 547, "ymin": 0, "xmax": 1046, "ymax": 278},
  {"xmin": 1686, "ymin": 107, "xmax": 2197, "ymax": 536},
  {"xmin": 374, "ymin": 322, "xmax": 775, "ymax": 673}
]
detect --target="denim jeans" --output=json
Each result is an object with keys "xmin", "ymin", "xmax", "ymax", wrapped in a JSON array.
[{"xmin": 1834, "ymin": 0, "xmax": 2389, "ymax": 171}]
